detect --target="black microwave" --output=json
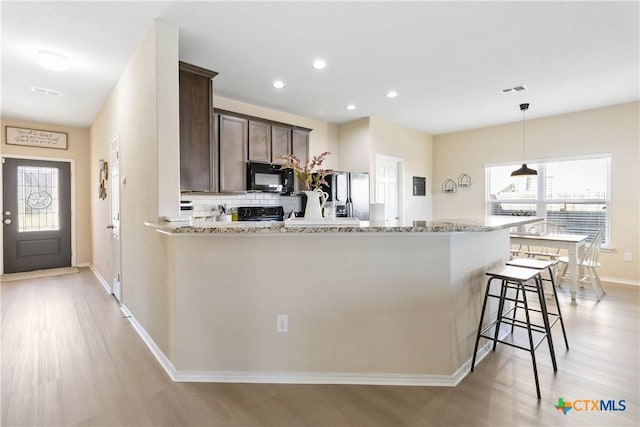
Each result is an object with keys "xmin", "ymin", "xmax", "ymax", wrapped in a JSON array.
[{"xmin": 247, "ymin": 162, "xmax": 294, "ymax": 194}]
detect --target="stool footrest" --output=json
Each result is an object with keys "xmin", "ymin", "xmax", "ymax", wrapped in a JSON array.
[{"xmin": 479, "ymin": 333, "xmax": 549, "ymax": 353}]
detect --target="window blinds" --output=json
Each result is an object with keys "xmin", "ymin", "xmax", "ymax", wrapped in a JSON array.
[{"xmin": 487, "ymin": 156, "xmax": 610, "ymax": 246}]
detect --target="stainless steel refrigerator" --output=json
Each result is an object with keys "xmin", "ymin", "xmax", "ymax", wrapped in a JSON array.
[
  {"xmin": 320, "ymin": 171, "xmax": 369, "ymax": 220},
  {"xmin": 347, "ymin": 172, "xmax": 370, "ymax": 220}
]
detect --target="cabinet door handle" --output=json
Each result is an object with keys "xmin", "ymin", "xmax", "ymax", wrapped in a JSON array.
[{"xmin": 106, "ymin": 224, "xmax": 115, "ymax": 229}]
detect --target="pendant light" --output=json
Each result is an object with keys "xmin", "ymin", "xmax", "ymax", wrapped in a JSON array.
[{"xmin": 511, "ymin": 103, "xmax": 538, "ymax": 177}]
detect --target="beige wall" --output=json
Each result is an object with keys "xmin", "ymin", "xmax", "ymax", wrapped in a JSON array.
[
  {"xmin": 337, "ymin": 117, "xmax": 370, "ymax": 173},
  {"xmin": 165, "ymin": 229, "xmax": 508, "ymax": 378},
  {"xmin": 369, "ymin": 117, "xmax": 433, "ymax": 223},
  {"xmin": 337, "ymin": 117, "xmax": 434, "ymax": 224},
  {"xmin": 433, "ymin": 102, "xmax": 640, "ymax": 283},
  {"xmin": 1, "ymin": 117, "xmax": 92, "ymax": 267},
  {"xmin": 90, "ymin": 20, "xmax": 178, "ymax": 355},
  {"xmin": 213, "ymin": 96, "xmax": 339, "ymax": 170}
]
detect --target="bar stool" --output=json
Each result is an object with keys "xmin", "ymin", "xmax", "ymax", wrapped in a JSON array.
[
  {"xmin": 506, "ymin": 257, "xmax": 569, "ymax": 350},
  {"xmin": 470, "ymin": 265, "xmax": 557, "ymax": 399}
]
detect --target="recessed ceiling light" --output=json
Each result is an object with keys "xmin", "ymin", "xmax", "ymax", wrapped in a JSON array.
[
  {"xmin": 272, "ymin": 80, "xmax": 286, "ymax": 89},
  {"xmin": 386, "ymin": 91, "xmax": 398, "ymax": 98},
  {"xmin": 37, "ymin": 50, "xmax": 69, "ymax": 71},
  {"xmin": 312, "ymin": 59, "xmax": 327, "ymax": 70},
  {"xmin": 30, "ymin": 86, "xmax": 61, "ymax": 96},
  {"xmin": 346, "ymin": 104, "xmax": 356, "ymax": 111}
]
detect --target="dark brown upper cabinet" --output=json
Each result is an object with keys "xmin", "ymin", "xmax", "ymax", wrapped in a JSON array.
[
  {"xmin": 213, "ymin": 108, "xmax": 312, "ymax": 192},
  {"xmin": 271, "ymin": 125, "xmax": 292, "ymax": 164},
  {"xmin": 248, "ymin": 120, "xmax": 272, "ymax": 163},
  {"xmin": 179, "ymin": 62, "xmax": 218, "ymax": 192},
  {"xmin": 218, "ymin": 114, "xmax": 248, "ymax": 192},
  {"xmin": 292, "ymin": 129, "xmax": 310, "ymax": 191}
]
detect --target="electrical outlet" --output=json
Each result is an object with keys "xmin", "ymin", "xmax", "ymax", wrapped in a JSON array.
[
  {"xmin": 276, "ymin": 314, "xmax": 288, "ymax": 333},
  {"xmin": 624, "ymin": 252, "xmax": 633, "ymax": 262}
]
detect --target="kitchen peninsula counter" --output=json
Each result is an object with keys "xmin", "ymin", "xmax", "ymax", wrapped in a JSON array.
[
  {"xmin": 143, "ymin": 216, "xmax": 540, "ymax": 386},
  {"xmin": 146, "ymin": 215, "xmax": 539, "ymax": 235}
]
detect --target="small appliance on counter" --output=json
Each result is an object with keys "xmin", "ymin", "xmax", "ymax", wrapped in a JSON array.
[{"xmin": 236, "ymin": 206, "xmax": 285, "ymax": 222}]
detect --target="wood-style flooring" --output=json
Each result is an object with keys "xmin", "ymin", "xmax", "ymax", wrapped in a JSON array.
[{"xmin": 1, "ymin": 268, "xmax": 638, "ymax": 426}]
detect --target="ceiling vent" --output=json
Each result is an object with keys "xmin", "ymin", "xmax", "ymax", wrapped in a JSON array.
[{"xmin": 500, "ymin": 85, "xmax": 528, "ymax": 96}]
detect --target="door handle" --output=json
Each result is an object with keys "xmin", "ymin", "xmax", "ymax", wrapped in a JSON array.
[
  {"xmin": 4, "ymin": 219, "xmax": 11, "ymax": 224},
  {"xmin": 106, "ymin": 224, "xmax": 115, "ymax": 229}
]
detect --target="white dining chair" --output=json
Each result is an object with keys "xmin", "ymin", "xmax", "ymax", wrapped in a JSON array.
[
  {"xmin": 523, "ymin": 221, "xmax": 564, "ymax": 260},
  {"xmin": 557, "ymin": 227, "xmax": 606, "ymax": 300}
]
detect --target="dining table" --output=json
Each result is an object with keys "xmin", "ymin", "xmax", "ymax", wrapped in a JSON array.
[{"xmin": 510, "ymin": 232, "xmax": 589, "ymax": 302}]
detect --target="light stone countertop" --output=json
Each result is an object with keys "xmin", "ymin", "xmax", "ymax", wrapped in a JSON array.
[{"xmin": 145, "ymin": 216, "xmax": 541, "ymax": 235}]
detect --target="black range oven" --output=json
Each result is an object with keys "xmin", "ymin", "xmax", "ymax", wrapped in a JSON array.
[
  {"xmin": 237, "ymin": 206, "xmax": 285, "ymax": 222},
  {"xmin": 247, "ymin": 162, "xmax": 294, "ymax": 194}
]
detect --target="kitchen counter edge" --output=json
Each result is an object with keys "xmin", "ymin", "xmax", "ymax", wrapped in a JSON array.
[{"xmin": 144, "ymin": 216, "xmax": 541, "ymax": 235}]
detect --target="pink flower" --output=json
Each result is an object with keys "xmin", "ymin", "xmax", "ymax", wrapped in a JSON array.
[{"xmin": 277, "ymin": 152, "xmax": 332, "ymax": 191}]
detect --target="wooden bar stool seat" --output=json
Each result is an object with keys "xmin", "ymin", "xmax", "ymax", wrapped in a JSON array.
[{"xmin": 507, "ymin": 257, "xmax": 569, "ymax": 350}]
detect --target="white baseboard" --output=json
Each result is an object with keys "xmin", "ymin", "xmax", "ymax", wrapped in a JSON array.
[
  {"xmin": 75, "ymin": 262, "xmax": 91, "ymax": 268},
  {"xmin": 90, "ymin": 265, "xmax": 112, "ymax": 294},
  {"xmin": 87, "ymin": 264, "xmax": 500, "ymax": 387},
  {"xmin": 109, "ymin": 302, "xmax": 494, "ymax": 386},
  {"xmin": 173, "ymin": 342, "xmax": 492, "ymax": 386},
  {"xmin": 600, "ymin": 276, "xmax": 639, "ymax": 287},
  {"xmin": 119, "ymin": 304, "xmax": 178, "ymax": 381}
]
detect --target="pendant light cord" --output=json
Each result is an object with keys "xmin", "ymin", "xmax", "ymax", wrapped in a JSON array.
[
  {"xmin": 520, "ymin": 103, "xmax": 529, "ymax": 163},
  {"xmin": 522, "ymin": 107, "xmax": 526, "ymax": 161}
]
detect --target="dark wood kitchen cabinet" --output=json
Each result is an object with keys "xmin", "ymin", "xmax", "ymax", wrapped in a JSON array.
[
  {"xmin": 218, "ymin": 114, "xmax": 248, "ymax": 192},
  {"xmin": 292, "ymin": 129, "xmax": 310, "ymax": 191},
  {"xmin": 248, "ymin": 120, "xmax": 271, "ymax": 163},
  {"xmin": 179, "ymin": 62, "xmax": 218, "ymax": 192},
  {"xmin": 271, "ymin": 125, "xmax": 292, "ymax": 164}
]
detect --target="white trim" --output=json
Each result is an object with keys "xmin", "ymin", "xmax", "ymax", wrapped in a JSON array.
[
  {"xmin": 2, "ymin": 154, "xmax": 77, "ymax": 268},
  {"xmin": 101, "ymin": 290, "xmax": 496, "ymax": 386},
  {"xmin": 75, "ymin": 262, "xmax": 90, "ymax": 268},
  {"xmin": 88, "ymin": 266, "xmax": 499, "ymax": 386},
  {"xmin": 600, "ymin": 276, "xmax": 640, "ymax": 287},
  {"xmin": 90, "ymin": 265, "xmax": 112, "ymax": 294},
  {"xmin": 173, "ymin": 342, "xmax": 492, "ymax": 386},
  {"xmin": 119, "ymin": 303, "xmax": 178, "ymax": 381},
  {"xmin": 485, "ymin": 152, "xmax": 613, "ymax": 168}
]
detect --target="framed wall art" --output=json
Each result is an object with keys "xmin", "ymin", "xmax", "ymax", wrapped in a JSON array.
[{"xmin": 5, "ymin": 126, "xmax": 68, "ymax": 150}]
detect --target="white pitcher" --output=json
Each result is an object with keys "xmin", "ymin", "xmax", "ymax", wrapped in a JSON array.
[{"xmin": 303, "ymin": 188, "xmax": 328, "ymax": 220}]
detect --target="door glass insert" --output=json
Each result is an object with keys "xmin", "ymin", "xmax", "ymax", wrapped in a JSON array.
[{"xmin": 17, "ymin": 166, "xmax": 59, "ymax": 232}]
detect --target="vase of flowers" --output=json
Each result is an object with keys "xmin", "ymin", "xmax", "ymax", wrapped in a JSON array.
[{"xmin": 278, "ymin": 152, "xmax": 332, "ymax": 220}]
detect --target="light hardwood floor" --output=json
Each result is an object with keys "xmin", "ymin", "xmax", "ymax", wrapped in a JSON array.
[{"xmin": 2, "ymin": 268, "xmax": 638, "ymax": 426}]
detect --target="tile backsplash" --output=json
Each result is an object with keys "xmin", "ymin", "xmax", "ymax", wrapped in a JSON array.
[{"xmin": 182, "ymin": 193, "xmax": 301, "ymax": 218}]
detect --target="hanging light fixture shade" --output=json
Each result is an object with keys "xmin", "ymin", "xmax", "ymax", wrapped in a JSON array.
[
  {"xmin": 511, "ymin": 103, "xmax": 537, "ymax": 177},
  {"xmin": 511, "ymin": 163, "xmax": 538, "ymax": 176}
]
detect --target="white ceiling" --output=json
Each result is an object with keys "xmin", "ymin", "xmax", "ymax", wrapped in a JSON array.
[{"xmin": 2, "ymin": 1, "xmax": 638, "ymax": 135}]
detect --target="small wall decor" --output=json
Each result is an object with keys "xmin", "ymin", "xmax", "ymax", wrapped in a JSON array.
[
  {"xmin": 5, "ymin": 126, "xmax": 68, "ymax": 150},
  {"xmin": 442, "ymin": 178, "xmax": 457, "ymax": 193},
  {"xmin": 458, "ymin": 173, "xmax": 471, "ymax": 188},
  {"xmin": 413, "ymin": 176, "xmax": 426, "ymax": 196},
  {"xmin": 99, "ymin": 160, "xmax": 109, "ymax": 200}
]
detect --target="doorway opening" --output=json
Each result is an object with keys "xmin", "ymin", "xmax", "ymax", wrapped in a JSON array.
[{"xmin": 375, "ymin": 154, "xmax": 404, "ymax": 226}]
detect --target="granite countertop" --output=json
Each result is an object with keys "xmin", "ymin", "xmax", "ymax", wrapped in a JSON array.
[{"xmin": 145, "ymin": 216, "xmax": 541, "ymax": 235}]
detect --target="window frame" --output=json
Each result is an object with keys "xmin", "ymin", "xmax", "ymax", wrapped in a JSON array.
[{"xmin": 485, "ymin": 154, "xmax": 611, "ymax": 248}]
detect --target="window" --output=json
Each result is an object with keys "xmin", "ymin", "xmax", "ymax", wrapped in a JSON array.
[
  {"xmin": 17, "ymin": 165, "xmax": 60, "ymax": 232},
  {"xmin": 486, "ymin": 155, "xmax": 610, "ymax": 246}
]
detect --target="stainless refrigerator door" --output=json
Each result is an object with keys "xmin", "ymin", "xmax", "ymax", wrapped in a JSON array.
[{"xmin": 349, "ymin": 173, "xmax": 370, "ymax": 220}]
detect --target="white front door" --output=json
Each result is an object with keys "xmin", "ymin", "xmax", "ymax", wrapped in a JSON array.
[
  {"xmin": 375, "ymin": 155, "xmax": 403, "ymax": 226},
  {"xmin": 109, "ymin": 136, "xmax": 122, "ymax": 302}
]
